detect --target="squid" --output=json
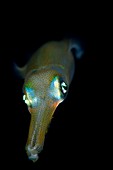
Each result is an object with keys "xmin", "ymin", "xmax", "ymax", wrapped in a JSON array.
[{"xmin": 16, "ymin": 39, "xmax": 83, "ymax": 162}]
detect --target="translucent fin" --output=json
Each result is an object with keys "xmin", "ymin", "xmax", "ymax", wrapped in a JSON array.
[
  {"xmin": 69, "ymin": 39, "xmax": 84, "ymax": 59},
  {"xmin": 13, "ymin": 62, "xmax": 27, "ymax": 79}
]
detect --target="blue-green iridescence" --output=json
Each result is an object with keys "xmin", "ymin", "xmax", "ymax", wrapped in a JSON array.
[
  {"xmin": 50, "ymin": 76, "xmax": 61, "ymax": 100},
  {"xmin": 25, "ymin": 87, "xmax": 35, "ymax": 98},
  {"xmin": 50, "ymin": 76, "xmax": 68, "ymax": 100},
  {"xmin": 24, "ymin": 87, "xmax": 38, "ymax": 108}
]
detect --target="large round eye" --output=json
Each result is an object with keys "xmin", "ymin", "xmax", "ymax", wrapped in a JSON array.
[
  {"xmin": 23, "ymin": 87, "xmax": 38, "ymax": 108},
  {"xmin": 50, "ymin": 76, "xmax": 68, "ymax": 100}
]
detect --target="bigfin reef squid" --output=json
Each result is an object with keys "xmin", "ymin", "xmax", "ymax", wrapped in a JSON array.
[{"xmin": 15, "ymin": 39, "xmax": 83, "ymax": 162}]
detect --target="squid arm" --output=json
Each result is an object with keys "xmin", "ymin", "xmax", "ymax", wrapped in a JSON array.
[{"xmin": 16, "ymin": 39, "xmax": 83, "ymax": 162}]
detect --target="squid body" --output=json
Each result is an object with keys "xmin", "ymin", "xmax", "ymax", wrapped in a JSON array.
[{"xmin": 16, "ymin": 39, "xmax": 83, "ymax": 162}]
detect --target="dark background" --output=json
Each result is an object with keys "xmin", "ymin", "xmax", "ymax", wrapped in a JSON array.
[{"xmin": 0, "ymin": 12, "xmax": 106, "ymax": 169}]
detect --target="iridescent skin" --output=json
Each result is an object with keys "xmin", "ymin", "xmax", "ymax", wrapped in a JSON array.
[{"xmin": 16, "ymin": 39, "xmax": 83, "ymax": 162}]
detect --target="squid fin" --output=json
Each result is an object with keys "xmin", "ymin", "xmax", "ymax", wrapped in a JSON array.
[
  {"xmin": 69, "ymin": 39, "xmax": 84, "ymax": 59},
  {"xmin": 13, "ymin": 62, "xmax": 27, "ymax": 79}
]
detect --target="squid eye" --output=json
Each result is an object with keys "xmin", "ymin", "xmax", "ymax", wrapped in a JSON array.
[
  {"xmin": 60, "ymin": 81, "xmax": 68, "ymax": 95},
  {"xmin": 50, "ymin": 76, "xmax": 68, "ymax": 100},
  {"xmin": 23, "ymin": 94, "xmax": 32, "ymax": 107},
  {"xmin": 23, "ymin": 87, "xmax": 38, "ymax": 108}
]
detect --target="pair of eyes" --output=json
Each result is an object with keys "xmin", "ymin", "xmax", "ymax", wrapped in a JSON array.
[{"xmin": 23, "ymin": 76, "xmax": 68, "ymax": 108}]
